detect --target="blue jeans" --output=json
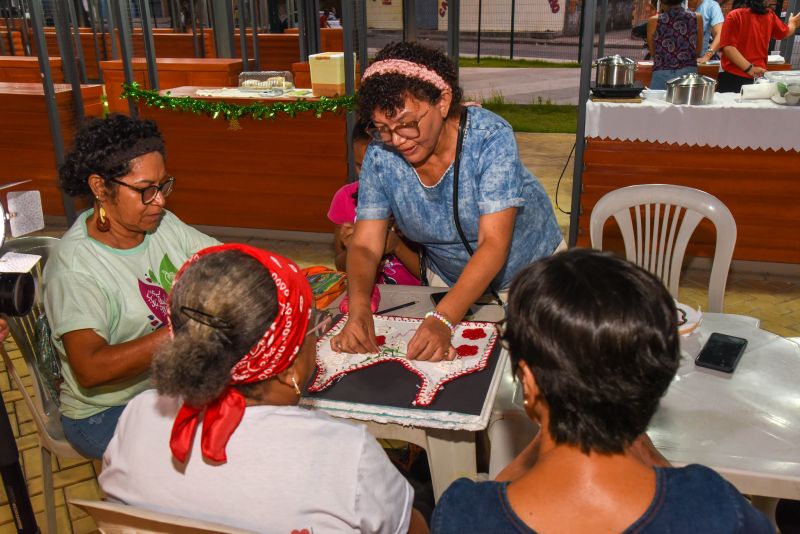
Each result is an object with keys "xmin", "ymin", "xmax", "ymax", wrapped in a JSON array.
[
  {"xmin": 61, "ymin": 405, "xmax": 126, "ymax": 459},
  {"xmin": 650, "ymin": 66, "xmax": 698, "ymax": 90}
]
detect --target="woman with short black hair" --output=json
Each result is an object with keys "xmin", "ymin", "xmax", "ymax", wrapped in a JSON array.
[{"xmin": 431, "ymin": 249, "xmax": 772, "ymax": 533}]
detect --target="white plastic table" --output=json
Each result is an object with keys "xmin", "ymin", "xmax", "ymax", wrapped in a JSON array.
[{"xmin": 651, "ymin": 313, "xmax": 800, "ymax": 500}]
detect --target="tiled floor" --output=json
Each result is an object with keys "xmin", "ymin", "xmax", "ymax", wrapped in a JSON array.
[{"xmin": 1, "ymin": 133, "xmax": 797, "ymax": 533}]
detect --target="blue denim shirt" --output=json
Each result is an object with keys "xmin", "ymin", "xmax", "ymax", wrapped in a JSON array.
[
  {"xmin": 696, "ymin": 0, "xmax": 724, "ymax": 54},
  {"xmin": 357, "ymin": 106, "xmax": 562, "ymax": 289},
  {"xmin": 431, "ymin": 465, "xmax": 774, "ymax": 533}
]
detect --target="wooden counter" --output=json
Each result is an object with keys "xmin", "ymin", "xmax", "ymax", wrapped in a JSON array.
[
  {"xmin": 101, "ymin": 58, "xmax": 246, "ymax": 113},
  {"xmin": 0, "ymin": 56, "xmax": 64, "ymax": 83},
  {"xmin": 0, "ymin": 82, "xmax": 104, "ymax": 215},
  {"xmin": 634, "ymin": 61, "xmax": 793, "ymax": 87},
  {"xmin": 137, "ymin": 86, "xmax": 346, "ymax": 232},
  {"xmin": 578, "ymin": 95, "xmax": 799, "ymax": 264}
]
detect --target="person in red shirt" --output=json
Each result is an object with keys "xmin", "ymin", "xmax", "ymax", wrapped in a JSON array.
[{"xmin": 718, "ymin": 0, "xmax": 800, "ymax": 92}]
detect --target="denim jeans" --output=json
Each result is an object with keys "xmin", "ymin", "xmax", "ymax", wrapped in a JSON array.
[
  {"xmin": 61, "ymin": 404, "xmax": 126, "ymax": 459},
  {"xmin": 650, "ymin": 66, "xmax": 698, "ymax": 90}
]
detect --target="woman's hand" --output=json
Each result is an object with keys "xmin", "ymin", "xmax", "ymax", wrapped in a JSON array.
[
  {"xmin": 406, "ymin": 316, "xmax": 456, "ymax": 361},
  {"xmin": 331, "ymin": 311, "xmax": 379, "ymax": 354},
  {"xmin": 750, "ymin": 65, "xmax": 767, "ymax": 78}
]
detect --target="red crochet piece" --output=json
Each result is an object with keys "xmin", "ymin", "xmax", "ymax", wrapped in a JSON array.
[
  {"xmin": 375, "ymin": 335, "xmax": 386, "ymax": 346},
  {"xmin": 456, "ymin": 344, "xmax": 479, "ymax": 357},
  {"xmin": 462, "ymin": 328, "xmax": 487, "ymax": 340}
]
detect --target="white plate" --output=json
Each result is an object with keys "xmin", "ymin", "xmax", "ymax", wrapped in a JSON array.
[{"xmin": 676, "ymin": 301, "xmax": 702, "ymax": 336}]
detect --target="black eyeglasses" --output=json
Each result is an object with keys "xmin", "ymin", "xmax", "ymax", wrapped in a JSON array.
[
  {"xmin": 110, "ymin": 176, "xmax": 175, "ymax": 204},
  {"xmin": 365, "ymin": 107, "xmax": 432, "ymax": 144}
]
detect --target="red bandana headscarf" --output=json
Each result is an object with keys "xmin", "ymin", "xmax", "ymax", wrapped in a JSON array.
[{"xmin": 167, "ymin": 244, "xmax": 312, "ymax": 464}]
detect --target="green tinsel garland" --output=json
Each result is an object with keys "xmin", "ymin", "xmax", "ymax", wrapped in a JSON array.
[{"xmin": 120, "ymin": 82, "xmax": 356, "ymax": 122}]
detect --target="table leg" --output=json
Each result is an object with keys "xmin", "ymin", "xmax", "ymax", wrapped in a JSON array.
[{"xmin": 425, "ymin": 428, "xmax": 477, "ymax": 501}]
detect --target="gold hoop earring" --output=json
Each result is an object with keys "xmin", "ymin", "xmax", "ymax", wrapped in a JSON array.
[
  {"xmin": 96, "ymin": 202, "xmax": 110, "ymax": 232},
  {"xmin": 291, "ymin": 376, "xmax": 301, "ymax": 396}
]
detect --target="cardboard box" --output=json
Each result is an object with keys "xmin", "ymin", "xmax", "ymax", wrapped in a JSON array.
[{"xmin": 309, "ymin": 52, "xmax": 356, "ymax": 97}]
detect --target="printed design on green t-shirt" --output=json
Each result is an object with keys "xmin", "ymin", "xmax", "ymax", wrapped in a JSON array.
[{"xmin": 138, "ymin": 254, "xmax": 178, "ymax": 329}]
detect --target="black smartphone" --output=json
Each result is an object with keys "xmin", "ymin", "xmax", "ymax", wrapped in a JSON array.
[
  {"xmin": 430, "ymin": 291, "xmax": 478, "ymax": 318},
  {"xmin": 695, "ymin": 333, "xmax": 748, "ymax": 373}
]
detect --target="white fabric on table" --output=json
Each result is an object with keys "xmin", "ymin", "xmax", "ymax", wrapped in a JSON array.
[
  {"xmin": 585, "ymin": 92, "xmax": 799, "ymax": 151},
  {"xmin": 100, "ymin": 390, "xmax": 413, "ymax": 534}
]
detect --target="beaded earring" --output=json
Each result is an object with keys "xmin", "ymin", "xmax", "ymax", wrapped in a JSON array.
[{"xmin": 291, "ymin": 376, "xmax": 302, "ymax": 396}]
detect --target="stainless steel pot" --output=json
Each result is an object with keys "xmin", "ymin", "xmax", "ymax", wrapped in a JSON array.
[
  {"xmin": 665, "ymin": 73, "xmax": 717, "ymax": 105},
  {"xmin": 594, "ymin": 55, "xmax": 636, "ymax": 87}
]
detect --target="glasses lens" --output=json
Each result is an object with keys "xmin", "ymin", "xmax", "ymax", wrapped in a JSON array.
[
  {"xmin": 161, "ymin": 178, "xmax": 175, "ymax": 198},
  {"xmin": 142, "ymin": 186, "xmax": 159, "ymax": 204},
  {"xmin": 395, "ymin": 123, "xmax": 421, "ymax": 140}
]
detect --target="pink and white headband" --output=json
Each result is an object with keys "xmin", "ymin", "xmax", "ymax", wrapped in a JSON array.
[{"xmin": 362, "ymin": 59, "xmax": 450, "ymax": 92}]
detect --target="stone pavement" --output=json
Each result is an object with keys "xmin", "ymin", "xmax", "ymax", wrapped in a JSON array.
[
  {"xmin": 461, "ymin": 67, "xmax": 581, "ymax": 104},
  {"xmin": 0, "ymin": 133, "xmax": 797, "ymax": 533}
]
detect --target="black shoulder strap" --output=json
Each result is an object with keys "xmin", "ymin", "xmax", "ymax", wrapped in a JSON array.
[{"xmin": 452, "ymin": 107, "xmax": 502, "ymax": 304}]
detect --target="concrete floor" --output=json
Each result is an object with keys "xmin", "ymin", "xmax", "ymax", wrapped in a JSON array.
[{"xmin": 1, "ymin": 132, "xmax": 798, "ymax": 533}]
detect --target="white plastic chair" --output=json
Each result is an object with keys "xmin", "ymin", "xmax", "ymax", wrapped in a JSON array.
[
  {"xmin": 0, "ymin": 236, "xmax": 92, "ymax": 534},
  {"xmin": 70, "ymin": 499, "xmax": 259, "ymax": 534},
  {"xmin": 589, "ymin": 184, "xmax": 736, "ymax": 312}
]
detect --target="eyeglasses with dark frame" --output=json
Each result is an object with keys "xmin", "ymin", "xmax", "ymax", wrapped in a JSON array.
[
  {"xmin": 365, "ymin": 107, "xmax": 432, "ymax": 144},
  {"xmin": 109, "ymin": 176, "xmax": 175, "ymax": 205}
]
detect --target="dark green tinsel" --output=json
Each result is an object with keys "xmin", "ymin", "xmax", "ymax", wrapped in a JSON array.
[{"xmin": 120, "ymin": 82, "xmax": 356, "ymax": 120}]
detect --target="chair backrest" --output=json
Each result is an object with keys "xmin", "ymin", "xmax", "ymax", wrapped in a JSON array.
[
  {"xmin": 0, "ymin": 236, "xmax": 70, "ymax": 448},
  {"xmin": 69, "ymin": 499, "xmax": 260, "ymax": 534},
  {"xmin": 589, "ymin": 184, "xmax": 736, "ymax": 312}
]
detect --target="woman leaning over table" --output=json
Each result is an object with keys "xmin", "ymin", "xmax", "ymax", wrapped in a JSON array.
[
  {"xmin": 718, "ymin": 0, "xmax": 800, "ymax": 92},
  {"xmin": 100, "ymin": 244, "xmax": 426, "ymax": 534},
  {"xmin": 332, "ymin": 42, "xmax": 563, "ymax": 362},
  {"xmin": 43, "ymin": 114, "xmax": 219, "ymax": 459}
]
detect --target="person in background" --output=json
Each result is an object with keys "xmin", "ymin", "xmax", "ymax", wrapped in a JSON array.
[
  {"xmin": 431, "ymin": 248, "xmax": 772, "ymax": 533},
  {"xmin": 718, "ymin": 0, "xmax": 800, "ymax": 92},
  {"xmin": 43, "ymin": 114, "xmax": 220, "ymax": 459},
  {"xmin": 689, "ymin": 0, "xmax": 725, "ymax": 62},
  {"xmin": 647, "ymin": 0, "xmax": 703, "ymax": 89},
  {"xmin": 332, "ymin": 42, "xmax": 563, "ymax": 362},
  {"xmin": 100, "ymin": 244, "xmax": 427, "ymax": 534},
  {"xmin": 329, "ymin": 127, "xmax": 421, "ymax": 285}
]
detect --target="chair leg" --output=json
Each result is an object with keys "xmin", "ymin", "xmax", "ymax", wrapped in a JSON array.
[{"xmin": 41, "ymin": 446, "xmax": 56, "ymax": 534}]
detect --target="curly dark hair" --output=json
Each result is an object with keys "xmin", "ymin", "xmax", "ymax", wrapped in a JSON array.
[
  {"xmin": 357, "ymin": 42, "xmax": 464, "ymax": 123},
  {"xmin": 503, "ymin": 248, "xmax": 680, "ymax": 454},
  {"xmin": 59, "ymin": 113, "xmax": 166, "ymax": 199},
  {"xmin": 152, "ymin": 250, "xmax": 278, "ymax": 407}
]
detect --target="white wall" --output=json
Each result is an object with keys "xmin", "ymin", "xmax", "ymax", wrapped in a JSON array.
[
  {"xmin": 367, "ymin": 0, "xmax": 403, "ymax": 30},
  {"xmin": 438, "ymin": 0, "xmax": 566, "ymax": 33}
]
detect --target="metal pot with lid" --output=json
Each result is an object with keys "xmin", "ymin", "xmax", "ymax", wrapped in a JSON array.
[
  {"xmin": 594, "ymin": 55, "xmax": 636, "ymax": 87},
  {"xmin": 665, "ymin": 73, "xmax": 717, "ymax": 105}
]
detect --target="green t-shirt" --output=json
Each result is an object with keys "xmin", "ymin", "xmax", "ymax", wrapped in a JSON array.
[{"xmin": 43, "ymin": 209, "xmax": 220, "ymax": 419}]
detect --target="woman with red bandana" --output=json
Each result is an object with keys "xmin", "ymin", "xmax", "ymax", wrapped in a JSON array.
[{"xmin": 99, "ymin": 244, "xmax": 427, "ymax": 533}]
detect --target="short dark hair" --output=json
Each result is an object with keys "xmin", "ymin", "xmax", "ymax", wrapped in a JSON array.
[
  {"xmin": 59, "ymin": 113, "xmax": 166, "ymax": 199},
  {"xmin": 503, "ymin": 248, "xmax": 680, "ymax": 454},
  {"xmin": 357, "ymin": 42, "xmax": 464, "ymax": 124},
  {"xmin": 662, "ymin": 0, "xmax": 683, "ymax": 7},
  {"xmin": 152, "ymin": 250, "xmax": 278, "ymax": 407}
]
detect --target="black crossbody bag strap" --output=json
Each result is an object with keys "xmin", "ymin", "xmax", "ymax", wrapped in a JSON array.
[{"xmin": 452, "ymin": 107, "xmax": 503, "ymax": 305}]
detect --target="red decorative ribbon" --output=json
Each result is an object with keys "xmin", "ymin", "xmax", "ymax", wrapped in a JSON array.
[{"xmin": 167, "ymin": 244, "xmax": 312, "ymax": 463}]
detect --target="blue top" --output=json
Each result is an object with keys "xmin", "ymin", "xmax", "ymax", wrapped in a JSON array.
[
  {"xmin": 357, "ymin": 106, "xmax": 562, "ymax": 289},
  {"xmin": 431, "ymin": 465, "xmax": 773, "ymax": 533},
  {"xmin": 695, "ymin": 0, "xmax": 724, "ymax": 54},
  {"xmin": 654, "ymin": 7, "xmax": 700, "ymax": 71}
]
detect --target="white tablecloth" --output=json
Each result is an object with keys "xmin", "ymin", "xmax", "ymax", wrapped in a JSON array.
[{"xmin": 585, "ymin": 92, "xmax": 800, "ymax": 152}]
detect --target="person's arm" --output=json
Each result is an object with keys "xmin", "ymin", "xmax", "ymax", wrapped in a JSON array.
[
  {"xmin": 333, "ymin": 223, "xmax": 354, "ymax": 272},
  {"xmin": 406, "ymin": 208, "xmax": 516, "ymax": 361},
  {"xmin": 696, "ymin": 13, "xmax": 704, "ymax": 55},
  {"xmin": 722, "ymin": 45, "xmax": 767, "ymax": 76},
  {"xmin": 332, "ymin": 218, "xmax": 388, "ymax": 354},
  {"xmin": 699, "ymin": 22, "xmax": 723, "ymax": 62},
  {"xmin": 62, "ymin": 328, "xmax": 170, "ymax": 388},
  {"xmin": 408, "ymin": 509, "xmax": 429, "ymax": 534},
  {"xmin": 786, "ymin": 11, "xmax": 800, "ymax": 36},
  {"xmin": 647, "ymin": 17, "xmax": 658, "ymax": 58}
]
